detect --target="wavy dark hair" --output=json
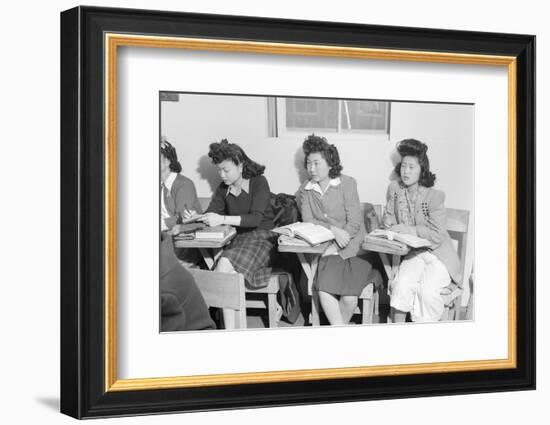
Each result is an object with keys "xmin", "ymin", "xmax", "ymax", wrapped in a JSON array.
[
  {"xmin": 208, "ymin": 139, "xmax": 265, "ymax": 178},
  {"xmin": 302, "ymin": 134, "xmax": 343, "ymax": 179},
  {"xmin": 393, "ymin": 138, "xmax": 436, "ymax": 188},
  {"xmin": 160, "ymin": 140, "xmax": 182, "ymax": 173}
]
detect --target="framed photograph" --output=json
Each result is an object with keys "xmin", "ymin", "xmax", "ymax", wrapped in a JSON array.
[{"xmin": 60, "ymin": 5, "xmax": 535, "ymax": 419}]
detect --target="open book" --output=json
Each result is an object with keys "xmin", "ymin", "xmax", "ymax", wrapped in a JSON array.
[
  {"xmin": 368, "ymin": 229, "xmax": 431, "ymax": 248},
  {"xmin": 273, "ymin": 222, "xmax": 334, "ymax": 246}
]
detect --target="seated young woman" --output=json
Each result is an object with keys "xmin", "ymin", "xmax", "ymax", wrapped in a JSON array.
[
  {"xmin": 383, "ymin": 138, "xmax": 462, "ymax": 323},
  {"xmin": 160, "ymin": 140, "xmax": 204, "ymax": 267},
  {"xmin": 192, "ymin": 139, "xmax": 277, "ymax": 329},
  {"xmin": 298, "ymin": 135, "xmax": 377, "ymax": 326},
  {"xmin": 160, "ymin": 140, "xmax": 203, "ymax": 229}
]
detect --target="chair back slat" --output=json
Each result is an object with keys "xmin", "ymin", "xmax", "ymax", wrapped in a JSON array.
[{"xmin": 446, "ymin": 208, "xmax": 469, "ymax": 233}]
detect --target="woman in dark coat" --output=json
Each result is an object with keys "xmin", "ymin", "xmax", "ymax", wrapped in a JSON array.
[{"xmin": 160, "ymin": 231, "xmax": 216, "ymax": 332}]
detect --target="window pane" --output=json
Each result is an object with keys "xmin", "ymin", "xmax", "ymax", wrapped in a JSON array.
[
  {"xmin": 285, "ymin": 98, "xmax": 338, "ymax": 130},
  {"xmin": 340, "ymin": 100, "xmax": 388, "ymax": 131}
]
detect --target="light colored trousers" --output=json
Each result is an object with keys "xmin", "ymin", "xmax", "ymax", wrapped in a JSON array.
[{"xmin": 390, "ymin": 251, "xmax": 450, "ymax": 322}]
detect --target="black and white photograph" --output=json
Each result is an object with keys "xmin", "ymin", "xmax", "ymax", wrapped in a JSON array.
[{"xmin": 159, "ymin": 92, "xmax": 474, "ymax": 332}]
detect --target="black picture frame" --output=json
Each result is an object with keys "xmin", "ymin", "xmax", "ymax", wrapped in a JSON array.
[{"xmin": 60, "ymin": 5, "xmax": 535, "ymax": 419}]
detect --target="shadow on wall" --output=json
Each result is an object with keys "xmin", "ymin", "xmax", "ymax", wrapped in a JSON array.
[
  {"xmin": 389, "ymin": 149, "xmax": 401, "ymax": 182},
  {"xmin": 293, "ymin": 147, "xmax": 309, "ymax": 187},
  {"xmin": 196, "ymin": 155, "xmax": 221, "ymax": 193}
]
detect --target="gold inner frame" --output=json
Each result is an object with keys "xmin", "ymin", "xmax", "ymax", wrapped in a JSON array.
[{"xmin": 104, "ymin": 33, "xmax": 517, "ymax": 392}]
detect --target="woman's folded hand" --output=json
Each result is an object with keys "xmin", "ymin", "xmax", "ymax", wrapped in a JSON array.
[
  {"xmin": 182, "ymin": 209, "xmax": 196, "ymax": 219},
  {"xmin": 331, "ymin": 226, "xmax": 351, "ymax": 248},
  {"xmin": 198, "ymin": 212, "xmax": 224, "ymax": 227}
]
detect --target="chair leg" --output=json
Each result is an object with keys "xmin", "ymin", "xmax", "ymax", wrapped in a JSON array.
[
  {"xmin": 440, "ymin": 306, "xmax": 449, "ymax": 321},
  {"xmin": 311, "ymin": 290, "xmax": 321, "ymax": 326},
  {"xmin": 466, "ymin": 288, "xmax": 474, "ymax": 320},
  {"xmin": 371, "ymin": 287, "xmax": 378, "ymax": 323},
  {"xmin": 362, "ymin": 298, "xmax": 373, "ymax": 324},
  {"xmin": 453, "ymin": 293, "xmax": 462, "ymax": 320},
  {"xmin": 267, "ymin": 293, "xmax": 278, "ymax": 328},
  {"xmin": 374, "ymin": 290, "xmax": 379, "ymax": 317}
]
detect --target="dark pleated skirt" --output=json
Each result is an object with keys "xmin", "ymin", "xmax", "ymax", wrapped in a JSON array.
[
  {"xmin": 314, "ymin": 254, "xmax": 374, "ymax": 296},
  {"xmin": 221, "ymin": 229, "xmax": 277, "ymax": 288}
]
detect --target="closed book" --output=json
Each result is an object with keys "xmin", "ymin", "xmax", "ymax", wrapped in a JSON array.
[
  {"xmin": 195, "ymin": 225, "xmax": 232, "ymax": 240},
  {"xmin": 172, "ymin": 222, "xmax": 205, "ymax": 236}
]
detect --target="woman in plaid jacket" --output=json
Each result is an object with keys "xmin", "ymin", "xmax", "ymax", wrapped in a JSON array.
[{"xmin": 383, "ymin": 139, "xmax": 461, "ymax": 323}]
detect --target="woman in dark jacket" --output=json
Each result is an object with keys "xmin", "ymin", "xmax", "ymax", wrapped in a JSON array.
[
  {"xmin": 160, "ymin": 231, "xmax": 216, "ymax": 332},
  {"xmin": 196, "ymin": 139, "xmax": 277, "ymax": 328}
]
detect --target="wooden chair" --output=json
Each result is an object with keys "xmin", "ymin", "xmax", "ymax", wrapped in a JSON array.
[
  {"xmin": 244, "ymin": 269, "xmax": 293, "ymax": 328},
  {"xmin": 197, "ymin": 196, "xmax": 286, "ymax": 328},
  {"xmin": 440, "ymin": 208, "xmax": 470, "ymax": 321},
  {"xmin": 188, "ymin": 269, "xmax": 247, "ymax": 329},
  {"xmin": 367, "ymin": 205, "xmax": 471, "ymax": 322},
  {"xmin": 357, "ymin": 281, "xmax": 376, "ymax": 323}
]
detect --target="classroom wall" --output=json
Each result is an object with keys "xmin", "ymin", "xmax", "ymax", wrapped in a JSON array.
[{"xmin": 161, "ymin": 94, "xmax": 474, "ymax": 212}]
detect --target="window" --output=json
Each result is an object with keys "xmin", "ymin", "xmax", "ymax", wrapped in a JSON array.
[{"xmin": 268, "ymin": 96, "xmax": 390, "ymax": 139}]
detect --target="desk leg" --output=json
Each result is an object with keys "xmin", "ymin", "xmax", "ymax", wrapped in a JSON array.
[
  {"xmin": 310, "ymin": 255, "xmax": 321, "ymax": 326},
  {"xmin": 199, "ymin": 248, "xmax": 215, "ymax": 270},
  {"xmin": 297, "ymin": 253, "xmax": 321, "ymax": 326},
  {"xmin": 379, "ymin": 253, "xmax": 392, "ymax": 281},
  {"xmin": 391, "ymin": 254, "xmax": 401, "ymax": 280},
  {"xmin": 378, "ymin": 253, "xmax": 403, "ymax": 323}
]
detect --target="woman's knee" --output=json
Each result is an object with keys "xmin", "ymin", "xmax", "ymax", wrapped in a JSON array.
[
  {"xmin": 340, "ymin": 295, "xmax": 358, "ymax": 308},
  {"xmin": 318, "ymin": 290, "xmax": 335, "ymax": 301},
  {"xmin": 419, "ymin": 282, "xmax": 442, "ymax": 303},
  {"xmin": 392, "ymin": 274, "xmax": 418, "ymax": 294}
]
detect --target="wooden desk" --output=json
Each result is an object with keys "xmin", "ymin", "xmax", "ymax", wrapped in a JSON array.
[
  {"xmin": 361, "ymin": 240, "xmax": 410, "ymax": 282},
  {"xmin": 173, "ymin": 229, "xmax": 236, "ymax": 270},
  {"xmin": 278, "ymin": 242, "xmax": 330, "ymax": 326}
]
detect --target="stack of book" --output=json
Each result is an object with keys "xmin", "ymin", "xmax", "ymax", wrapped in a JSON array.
[
  {"xmin": 172, "ymin": 222, "xmax": 205, "ymax": 240},
  {"xmin": 273, "ymin": 222, "xmax": 335, "ymax": 246},
  {"xmin": 194, "ymin": 225, "xmax": 235, "ymax": 241}
]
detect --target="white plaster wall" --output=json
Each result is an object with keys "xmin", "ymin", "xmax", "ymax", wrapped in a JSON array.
[{"xmin": 161, "ymin": 95, "xmax": 474, "ymax": 211}]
